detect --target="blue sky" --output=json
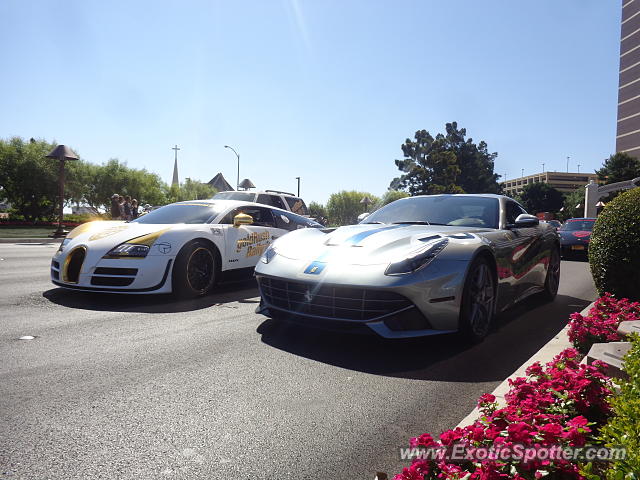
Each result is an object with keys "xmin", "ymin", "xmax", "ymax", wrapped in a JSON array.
[{"xmin": 0, "ymin": 0, "xmax": 621, "ymax": 204}]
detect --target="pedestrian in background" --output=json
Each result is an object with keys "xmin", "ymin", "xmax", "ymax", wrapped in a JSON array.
[
  {"xmin": 131, "ymin": 199, "xmax": 139, "ymax": 220},
  {"xmin": 124, "ymin": 195, "xmax": 133, "ymax": 221},
  {"xmin": 118, "ymin": 196, "xmax": 125, "ymax": 220},
  {"xmin": 110, "ymin": 194, "xmax": 120, "ymax": 220}
]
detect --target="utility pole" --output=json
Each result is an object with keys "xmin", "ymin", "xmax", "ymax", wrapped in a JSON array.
[
  {"xmin": 295, "ymin": 177, "xmax": 300, "ymax": 197},
  {"xmin": 542, "ymin": 162, "xmax": 545, "ymax": 173},
  {"xmin": 566, "ymin": 156, "xmax": 570, "ymax": 173},
  {"xmin": 577, "ymin": 164, "xmax": 581, "ymax": 173}
]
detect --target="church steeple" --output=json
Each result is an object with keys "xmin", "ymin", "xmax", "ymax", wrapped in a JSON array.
[{"xmin": 171, "ymin": 145, "xmax": 180, "ymax": 187}]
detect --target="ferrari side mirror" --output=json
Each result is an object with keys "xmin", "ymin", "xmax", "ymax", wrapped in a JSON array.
[{"xmin": 513, "ymin": 214, "xmax": 539, "ymax": 228}]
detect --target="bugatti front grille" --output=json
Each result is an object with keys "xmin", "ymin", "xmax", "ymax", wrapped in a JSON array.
[{"xmin": 258, "ymin": 277, "xmax": 412, "ymax": 321}]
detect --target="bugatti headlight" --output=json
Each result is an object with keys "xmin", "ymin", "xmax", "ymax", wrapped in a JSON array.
[
  {"xmin": 261, "ymin": 244, "xmax": 278, "ymax": 264},
  {"xmin": 58, "ymin": 238, "xmax": 71, "ymax": 252},
  {"xmin": 385, "ymin": 239, "xmax": 448, "ymax": 276},
  {"xmin": 105, "ymin": 243, "xmax": 150, "ymax": 258}
]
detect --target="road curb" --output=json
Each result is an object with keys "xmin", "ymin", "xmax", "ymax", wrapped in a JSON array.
[
  {"xmin": 0, "ymin": 238, "xmax": 61, "ymax": 244},
  {"xmin": 455, "ymin": 299, "xmax": 597, "ymax": 428}
]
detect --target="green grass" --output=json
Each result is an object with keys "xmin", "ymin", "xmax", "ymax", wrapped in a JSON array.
[{"xmin": 0, "ymin": 227, "xmax": 58, "ymax": 238}]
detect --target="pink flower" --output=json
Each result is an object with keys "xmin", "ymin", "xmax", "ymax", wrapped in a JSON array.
[{"xmin": 507, "ymin": 422, "xmax": 533, "ymax": 443}]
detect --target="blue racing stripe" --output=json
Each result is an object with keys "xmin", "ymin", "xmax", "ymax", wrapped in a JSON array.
[{"xmin": 342, "ymin": 225, "xmax": 404, "ymax": 246}]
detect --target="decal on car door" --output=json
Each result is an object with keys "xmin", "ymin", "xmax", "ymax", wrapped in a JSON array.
[{"xmin": 235, "ymin": 230, "xmax": 271, "ymax": 257}]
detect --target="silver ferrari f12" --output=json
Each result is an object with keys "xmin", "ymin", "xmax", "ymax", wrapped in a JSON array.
[{"xmin": 254, "ymin": 194, "xmax": 560, "ymax": 341}]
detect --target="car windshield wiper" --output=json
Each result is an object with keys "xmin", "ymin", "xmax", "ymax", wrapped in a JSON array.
[{"xmin": 392, "ymin": 221, "xmax": 431, "ymax": 225}]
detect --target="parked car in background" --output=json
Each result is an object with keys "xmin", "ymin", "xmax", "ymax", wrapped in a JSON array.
[
  {"xmin": 255, "ymin": 194, "xmax": 560, "ymax": 342},
  {"xmin": 51, "ymin": 200, "xmax": 321, "ymax": 297},
  {"xmin": 541, "ymin": 219, "xmax": 562, "ymax": 231},
  {"xmin": 558, "ymin": 218, "xmax": 596, "ymax": 258},
  {"xmin": 213, "ymin": 190, "xmax": 309, "ymax": 216}
]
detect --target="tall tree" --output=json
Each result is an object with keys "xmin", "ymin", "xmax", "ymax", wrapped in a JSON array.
[
  {"xmin": 0, "ymin": 137, "xmax": 59, "ymax": 221},
  {"xmin": 308, "ymin": 201, "xmax": 327, "ymax": 223},
  {"xmin": 558, "ymin": 188, "xmax": 585, "ymax": 221},
  {"xmin": 326, "ymin": 190, "xmax": 379, "ymax": 226},
  {"xmin": 376, "ymin": 190, "xmax": 409, "ymax": 208},
  {"xmin": 515, "ymin": 182, "xmax": 564, "ymax": 214},
  {"xmin": 391, "ymin": 122, "xmax": 500, "ymax": 195},
  {"xmin": 596, "ymin": 152, "xmax": 640, "ymax": 185}
]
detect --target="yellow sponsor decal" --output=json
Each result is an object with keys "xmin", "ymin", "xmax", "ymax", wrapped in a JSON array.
[
  {"xmin": 127, "ymin": 228, "xmax": 171, "ymax": 246},
  {"xmin": 66, "ymin": 221, "xmax": 104, "ymax": 239},
  {"xmin": 89, "ymin": 225, "xmax": 130, "ymax": 241},
  {"xmin": 236, "ymin": 231, "xmax": 271, "ymax": 257}
]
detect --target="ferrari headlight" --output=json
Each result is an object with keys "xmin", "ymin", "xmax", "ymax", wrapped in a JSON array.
[
  {"xmin": 385, "ymin": 239, "xmax": 448, "ymax": 276},
  {"xmin": 261, "ymin": 244, "xmax": 278, "ymax": 264},
  {"xmin": 105, "ymin": 243, "xmax": 150, "ymax": 258}
]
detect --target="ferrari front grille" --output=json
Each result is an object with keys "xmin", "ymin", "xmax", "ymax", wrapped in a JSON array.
[{"xmin": 258, "ymin": 277, "xmax": 412, "ymax": 321}]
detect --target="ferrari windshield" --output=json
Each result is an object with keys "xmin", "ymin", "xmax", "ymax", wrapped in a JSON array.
[
  {"xmin": 131, "ymin": 203, "xmax": 225, "ymax": 224},
  {"xmin": 213, "ymin": 192, "xmax": 254, "ymax": 201},
  {"xmin": 363, "ymin": 196, "xmax": 500, "ymax": 229},
  {"xmin": 560, "ymin": 219, "xmax": 595, "ymax": 231}
]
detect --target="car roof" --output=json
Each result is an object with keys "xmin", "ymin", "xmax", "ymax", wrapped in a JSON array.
[
  {"xmin": 400, "ymin": 193, "xmax": 511, "ymax": 200},
  {"xmin": 215, "ymin": 190, "xmax": 300, "ymax": 198},
  {"xmin": 170, "ymin": 199, "xmax": 307, "ymax": 217}
]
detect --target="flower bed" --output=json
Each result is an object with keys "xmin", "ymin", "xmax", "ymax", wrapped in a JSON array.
[
  {"xmin": 567, "ymin": 293, "xmax": 640, "ymax": 354},
  {"xmin": 395, "ymin": 349, "xmax": 613, "ymax": 479},
  {"xmin": 393, "ymin": 293, "xmax": 640, "ymax": 480}
]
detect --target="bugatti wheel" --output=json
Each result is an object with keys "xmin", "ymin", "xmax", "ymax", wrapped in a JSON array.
[
  {"xmin": 459, "ymin": 257, "xmax": 496, "ymax": 342},
  {"xmin": 173, "ymin": 241, "xmax": 218, "ymax": 298}
]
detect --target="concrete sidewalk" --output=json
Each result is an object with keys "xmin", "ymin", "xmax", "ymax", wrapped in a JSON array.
[
  {"xmin": 0, "ymin": 238, "xmax": 61, "ymax": 244},
  {"xmin": 456, "ymin": 300, "xmax": 596, "ymax": 428}
]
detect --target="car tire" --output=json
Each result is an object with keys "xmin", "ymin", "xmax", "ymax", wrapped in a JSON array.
[
  {"xmin": 541, "ymin": 247, "xmax": 561, "ymax": 302},
  {"xmin": 459, "ymin": 257, "xmax": 496, "ymax": 343},
  {"xmin": 172, "ymin": 240, "xmax": 218, "ymax": 298}
]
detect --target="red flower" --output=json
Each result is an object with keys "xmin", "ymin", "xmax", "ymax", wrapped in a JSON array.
[{"xmin": 507, "ymin": 422, "xmax": 533, "ymax": 443}]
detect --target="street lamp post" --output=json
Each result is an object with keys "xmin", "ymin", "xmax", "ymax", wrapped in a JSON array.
[
  {"xmin": 46, "ymin": 145, "xmax": 79, "ymax": 238},
  {"xmin": 295, "ymin": 177, "xmax": 300, "ymax": 197},
  {"xmin": 566, "ymin": 156, "xmax": 570, "ymax": 173},
  {"xmin": 224, "ymin": 145, "xmax": 240, "ymax": 190}
]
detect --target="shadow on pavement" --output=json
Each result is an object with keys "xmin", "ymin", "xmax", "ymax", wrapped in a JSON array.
[
  {"xmin": 42, "ymin": 278, "xmax": 260, "ymax": 313},
  {"xmin": 257, "ymin": 293, "xmax": 591, "ymax": 383}
]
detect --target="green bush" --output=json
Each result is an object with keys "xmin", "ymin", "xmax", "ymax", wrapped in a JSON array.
[
  {"xmin": 589, "ymin": 187, "xmax": 640, "ymax": 301},
  {"xmin": 599, "ymin": 334, "xmax": 640, "ymax": 479}
]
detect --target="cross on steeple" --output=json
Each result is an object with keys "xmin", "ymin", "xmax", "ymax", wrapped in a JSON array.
[{"xmin": 171, "ymin": 144, "xmax": 180, "ymax": 187}]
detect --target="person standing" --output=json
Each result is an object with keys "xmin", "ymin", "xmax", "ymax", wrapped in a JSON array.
[
  {"xmin": 131, "ymin": 199, "xmax": 139, "ymax": 220},
  {"xmin": 110, "ymin": 194, "xmax": 120, "ymax": 220},
  {"xmin": 124, "ymin": 195, "xmax": 132, "ymax": 221},
  {"xmin": 118, "ymin": 196, "xmax": 125, "ymax": 220}
]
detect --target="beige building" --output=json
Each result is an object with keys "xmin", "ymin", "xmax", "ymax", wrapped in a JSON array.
[{"xmin": 502, "ymin": 171, "xmax": 600, "ymax": 196}]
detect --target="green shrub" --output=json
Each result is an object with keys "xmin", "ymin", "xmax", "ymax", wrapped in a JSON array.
[
  {"xmin": 589, "ymin": 187, "xmax": 640, "ymax": 301},
  {"xmin": 599, "ymin": 334, "xmax": 640, "ymax": 479}
]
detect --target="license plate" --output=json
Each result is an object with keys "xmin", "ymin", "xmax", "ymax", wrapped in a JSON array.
[{"xmin": 571, "ymin": 245, "xmax": 585, "ymax": 251}]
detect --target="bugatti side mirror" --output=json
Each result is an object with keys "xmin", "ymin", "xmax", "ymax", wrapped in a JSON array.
[
  {"xmin": 513, "ymin": 214, "xmax": 539, "ymax": 228},
  {"xmin": 233, "ymin": 213, "xmax": 254, "ymax": 228}
]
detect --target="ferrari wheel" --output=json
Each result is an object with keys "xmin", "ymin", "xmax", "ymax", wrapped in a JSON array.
[
  {"xmin": 173, "ymin": 241, "xmax": 218, "ymax": 298},
  {"xmin": 459, "ymin": 257, "xmax": 496, "ymax": 342},
  {"xmin": 541, "ymin": 247, "xmax": 561, "ymax": 302}
]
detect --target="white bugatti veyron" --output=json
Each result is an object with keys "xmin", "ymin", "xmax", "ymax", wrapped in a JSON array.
[{"xmin": 50, "ymin": 200, "xmax": 321, "ymax": 297}]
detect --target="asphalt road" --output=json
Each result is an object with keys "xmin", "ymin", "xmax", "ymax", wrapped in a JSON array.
[{"xmin": 0, "ymin": 243, "xmax": 597, "ymax": 480}]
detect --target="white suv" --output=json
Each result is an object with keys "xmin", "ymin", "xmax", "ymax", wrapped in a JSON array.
[{"xmin": 212, "ymin": 190, "xmax": 309, "ymax": 216}]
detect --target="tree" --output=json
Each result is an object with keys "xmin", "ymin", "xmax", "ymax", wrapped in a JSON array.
[
  {"xmin": 308, "ymin": 201, "xmax": 327, "ymax": 223},
  {"xmin": 596, "ymin": 152, "xmax": 640, "ymax": 201},
  {"xmin": 326, "ymin": 191, "xmax": 379, "ymax": 226},
  {"xmin": 596, "ymin": 152, "xmax": 640, "ymax": 185},
  {"xmin": 558, "ymin": 188, "xmax": 585, "ymax": 221},
  {"xmin": 0, "ymin": 137, "xmax": 60, "ymax": 221},
  {"xmin": 375, "ymin": 190, "xmax": 409, "ymax": 209},
  {"xmin": 515, "ymin": 183, "xmax": 564, "ymax": 214},
  {"xmin": 391, "ymin": 122, "xmax": 500, "ymax": 195}
]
